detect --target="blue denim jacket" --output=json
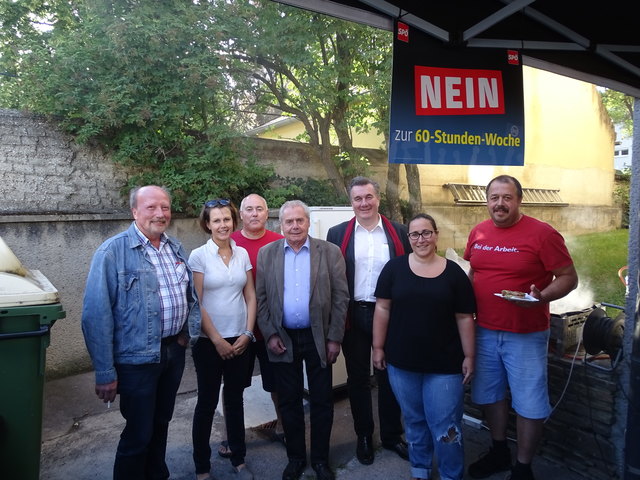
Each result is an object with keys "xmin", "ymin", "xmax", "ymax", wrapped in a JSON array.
[{"xmin": 81, "ymin": 222, "xmax": 201, "ymax": 385}]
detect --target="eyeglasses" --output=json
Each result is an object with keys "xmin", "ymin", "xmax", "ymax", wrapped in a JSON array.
[
  {"xmin": 408, "ymin": 230, "xmax": 435, "ymax": 240},
  {"xmin": 205, "ymin": 199, "xmax": 230, "ymax": 208}
]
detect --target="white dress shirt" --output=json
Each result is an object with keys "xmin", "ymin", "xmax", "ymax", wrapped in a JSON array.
[{"xmin": 353, "ymin": 216, "xmax": 390, "ymax": 302}]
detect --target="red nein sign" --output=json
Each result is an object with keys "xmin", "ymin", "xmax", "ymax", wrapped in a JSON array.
[{"xmin": 414, "ymin": 66, "xmax": 505, "ymax": 115}]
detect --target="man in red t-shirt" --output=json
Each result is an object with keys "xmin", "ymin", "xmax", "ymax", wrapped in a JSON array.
[
  {"xmin": 218, "ymin": 194, "xmax": 284, "ymax": 456},
  {"xmin": 464, "ymin": 175, "xmax": 578, "ymax": 480}
]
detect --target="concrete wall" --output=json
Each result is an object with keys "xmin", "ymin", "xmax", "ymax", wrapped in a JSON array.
[
  {"xmin": 428, "ymin": 204, "xmax": 622, "ymax": 252},
  {"xmin": 0, "ymin": 215, "xmax": 208, "ymax": 378},
  {"xmin": 1, "ymin": 201, "xmax": 619, "ymax": 379},
  {"xmin": 250, "ymin": 138, "xmax": 621, "ymax": 251}
]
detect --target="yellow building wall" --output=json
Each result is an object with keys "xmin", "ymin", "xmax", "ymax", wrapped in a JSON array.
[
  {"xmin": 259, "ymin": 116, "xmax": 386, "ymax": 149},
  {"xmin": 256, "ymin": 67, "xmax": 616, "ymax": 207},
  {"xmin": 414, "ymin": 67, "xmax": 616, "ymax": 206},
  {"xmin": 259, "ymin": 120, "xmax": 307, "ymax": 141}
]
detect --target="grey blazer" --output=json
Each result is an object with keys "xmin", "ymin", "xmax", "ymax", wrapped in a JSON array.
[{"xmin": 256, "ymin": 236, "xmax": 349, "ymax": 368}]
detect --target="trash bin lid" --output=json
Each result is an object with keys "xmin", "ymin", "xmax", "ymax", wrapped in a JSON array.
[
  {"xmin": 0, "ymin": 236, "xmax": 60, "ymax": 306},
  {"xmin": 0, "ymin": 236, "xmax": 28, "ymax": 277},
  {"xmin": 0, "ymin": 270, "xmax": 60, "ymax": 307}
]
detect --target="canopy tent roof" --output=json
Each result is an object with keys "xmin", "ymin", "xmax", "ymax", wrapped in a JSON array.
[
  {"xmin": 271, "ymin": 3, "xmax": 640, "ymax": 478},
  {"xmin": 274, "ymin": 0, "xmax": 640, "ymax": 97}
]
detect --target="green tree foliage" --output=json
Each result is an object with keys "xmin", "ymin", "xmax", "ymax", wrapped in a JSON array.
[
  {"xmin": 600, "ymin": 89, "xmax": 633, "ymax": 227},
  {"xmin": 614, "ymin": 167, "xmax": 631, "ymax": 227},
  {"xmin": 214, "ymin": 0, "xmax": 394, "ymax": 196},
  {"xmin": 3, "ymin": 0, "xmax": 274, "ymax": 214},
  {"xmin": 0, "ymin": 0, "xmax": 79, "ymax": 105},
  {"xmin": 2, "ymin": 0, "xmax": 415, "ymax": 214},
  {"xmin": 600, "ymin": 88, "xmax": 634, "ymax": 136}
]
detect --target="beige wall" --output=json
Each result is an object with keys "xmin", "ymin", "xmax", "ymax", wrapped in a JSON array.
[{"xmin": 255, "ymin": 67, "xmax": 617, "ymax": 208}]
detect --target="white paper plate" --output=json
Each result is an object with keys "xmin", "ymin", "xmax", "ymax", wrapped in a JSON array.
[{"xmin": 494, "ymin": 293, "xmax": 539, "ymax": 302}]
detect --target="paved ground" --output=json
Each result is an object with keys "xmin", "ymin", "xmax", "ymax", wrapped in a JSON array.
[{"xmin": 39, "ymin": 355, "xmax": 587, "ymax": 480}]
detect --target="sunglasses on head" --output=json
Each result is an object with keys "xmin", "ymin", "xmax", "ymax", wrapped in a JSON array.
[{"xmin": 205, "ymin": 199, "xmax": 230, "ymax": 208}]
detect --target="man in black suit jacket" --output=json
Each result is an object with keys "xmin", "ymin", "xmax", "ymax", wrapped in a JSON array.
[{"xmin": 326, "ymin": 176, "xmax": 411, "ymax": 465}]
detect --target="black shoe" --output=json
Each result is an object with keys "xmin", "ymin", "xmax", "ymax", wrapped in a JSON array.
[
  {"xmin": 506, "ymin": 461, "xmax": 536, "ymax": 480},
  {"xmin": 311, "ymin": 462, "xmax": 335, "ymax": 480},
  {"xmin": 356, "ymin": 435, "xmax": 374, "ymax": 465},
  {"xmin": 468, "ymin": 446, "xmax": 511, "ymax": 479},
  {"xmin": 382, "ymin": 440, "xmax": 409, "ymax": 460},
  {"xmin": 282, "ymin": 460, "xmax": 306, "ymax": 480}
]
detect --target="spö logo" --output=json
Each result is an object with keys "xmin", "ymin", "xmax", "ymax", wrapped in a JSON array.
[{"xmin": 397, "ymin": 22, "xmax": 409, "ymax": 42}]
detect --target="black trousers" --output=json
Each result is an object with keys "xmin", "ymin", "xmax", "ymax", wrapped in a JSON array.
[
  {"xmin": 274, "ymin": 328, "xmax": 334, "ymax": 464},
  {"xmin": 191, "ymin": 337, "xmax": 252, "ymax": 472},
  {"xmin": 342, "ymin": 301, "xmax": 404, "ymax": 443}
]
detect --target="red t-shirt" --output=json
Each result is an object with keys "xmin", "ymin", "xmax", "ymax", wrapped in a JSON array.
[
  {"xmin": 463, "ymin": 215, "xmax": 573, "ymax": 333},
  {"xmin": 231, "ymin": 229, "xmax": 283, "ymax": 340}
]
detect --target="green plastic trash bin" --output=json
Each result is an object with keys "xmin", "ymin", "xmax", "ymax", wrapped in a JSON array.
[{"xmin": 0, "ymin": 241, "xmax": 65, "ymax": 480}]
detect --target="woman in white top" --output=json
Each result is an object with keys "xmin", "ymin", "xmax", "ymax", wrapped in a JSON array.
[{"xmin": 189, "ymin": 199, "xmax": 256, "ymax": 480}]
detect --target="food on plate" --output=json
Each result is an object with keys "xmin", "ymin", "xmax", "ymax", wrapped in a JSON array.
[{"xmin": 501, "ymin": 290, "xmax": 527, "ymax": 299}]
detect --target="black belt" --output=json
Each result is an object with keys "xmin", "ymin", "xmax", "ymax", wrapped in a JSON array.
[
  {"xmin": 354, "ymin": 301, "xmax": 376, "ymax": 308},
  {"xmin": 161, "ymin": 334, "xmax": 179, "ymax": 345}
]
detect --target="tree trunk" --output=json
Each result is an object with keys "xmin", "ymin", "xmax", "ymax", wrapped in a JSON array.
[
  {"xmin": 404, "ymin": 163, "xmax": 422, "ymax": 218},
  {"xmin": 385, "ymin": 163, "xmax": 402, "ymax": 221},
  {"xmin": 332, "ymin": 33, "xmax": 367, "ymax": 187},
  {"xmin": 318, "ymin": 119, "xmax": 347, "ymax": 198}
]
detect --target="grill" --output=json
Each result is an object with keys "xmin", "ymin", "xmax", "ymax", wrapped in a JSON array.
[{"xmin": 549, "ymin": 305, "xmax": 599, "ymax": 357}]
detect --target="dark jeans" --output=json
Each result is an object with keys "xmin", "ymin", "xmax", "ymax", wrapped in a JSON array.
[
  {"xmin": 191, "ymin": 337, "xmax": 252, "ymax": 473},
  {"xmin": 113, "ymin": 338, "xmax": 186, "ymax": 480},
  {"xmin": 275, "ymin": 328, "xmax": 334, "ymax": 464},
  {"xmin": 342, "ymin": 301, "xmax": 404, "ymax": 444}
]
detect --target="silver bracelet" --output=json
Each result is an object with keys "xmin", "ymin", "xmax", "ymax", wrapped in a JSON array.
[{"xmin": 242, "ymin": 330, "xmax": 256, "ymax": 342}]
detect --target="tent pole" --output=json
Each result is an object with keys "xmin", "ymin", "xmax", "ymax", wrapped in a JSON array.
[{"xmin": 624, "ymin": 98, "xmax": 640, "ymax": 480}]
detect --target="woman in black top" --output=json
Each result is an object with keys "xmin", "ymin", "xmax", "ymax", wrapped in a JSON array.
[{"xmin": 372, "ymin": 213, "xmax": 476, "ymax": 480}]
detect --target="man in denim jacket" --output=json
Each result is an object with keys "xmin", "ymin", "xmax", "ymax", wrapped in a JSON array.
[{"xmin": 82, "ymin": 185, "xmax": 200, "ymax": 480}]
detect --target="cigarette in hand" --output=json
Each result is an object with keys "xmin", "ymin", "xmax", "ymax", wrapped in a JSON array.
[{"xmin": 107, "ymin": 401, "xmax": 111, "ymax": 409}]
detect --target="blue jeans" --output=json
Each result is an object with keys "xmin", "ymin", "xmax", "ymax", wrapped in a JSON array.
[
  {"xmin": 114, "ymin": 339, "xmax": 186, "ymax": 480},
  {"xmin": 388, "ymin": 365, "xmax": 464, "ymax": 480},
  {"xmin": 471, "ymin": 326, "xmax": 551, "ymax": 419}
]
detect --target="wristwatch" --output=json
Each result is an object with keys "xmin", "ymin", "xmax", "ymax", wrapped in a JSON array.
[{"xmin": 242, "ymin": 330, "xmax": 256, "ymax": 342}]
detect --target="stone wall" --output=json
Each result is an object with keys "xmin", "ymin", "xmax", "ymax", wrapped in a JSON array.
[
  {"xmin": 463, "ymin": 353, "xmax": 622, "ymax": 480},
  {"xmin": 0, "ymin": 109, "xmax": 130, "ymax": 214},
  {"xmin": 543, "ymin": 356, "xmax": 622, "ymax": 479}
]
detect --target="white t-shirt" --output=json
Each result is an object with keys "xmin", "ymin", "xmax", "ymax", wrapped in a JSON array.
[{"xmin": 188, "ymin": 238, "xmax": 252, "ymax": 338}]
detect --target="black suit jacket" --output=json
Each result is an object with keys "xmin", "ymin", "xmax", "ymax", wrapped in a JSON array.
[{"xmin": 326, "ymin": 217, "xmax": 412, "ymax": 300}]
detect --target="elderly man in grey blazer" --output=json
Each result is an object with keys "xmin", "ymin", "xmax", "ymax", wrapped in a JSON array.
[{"xmin": 256, "ymin": 200, "xmax": 349, "ymax": 480}]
